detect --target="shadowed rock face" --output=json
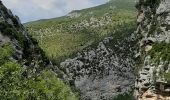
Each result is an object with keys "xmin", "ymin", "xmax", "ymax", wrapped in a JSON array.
[
  {"xmin": 61, "ymin": 33, "xmax": 138, "ymax": 99},
  {"xmin": 135, "ymin": 0, "xmax": 170, "ymax": 99}
]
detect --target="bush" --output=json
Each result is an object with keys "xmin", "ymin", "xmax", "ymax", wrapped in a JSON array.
[
  {"xmin": 149, "ymin": 42, "xmax": 170, "ymax": 63},
  {"xmin": 0, "ymin": 22, "xmax": 25, "ymax": 47},
  {"xmin": 164, "ymin": 72, "xmax": 170, "ymax": 81},
  {"xmin": 12, "ymin": 17, "xmax": 19, "ymax": 27},
  {"xmin": 26, "ymin": 70, "xmax": 79, "ymax": 100},
  {"xmin": 0, "ymin": 62, "xmax": 79, "ymax": 100},
  {"xmin": 113, "ymin": 93, "xmax": 134, "ymax": 100},
  {"xmin": 3, "ymin": 28, "xmax": 14, "ymax": 36},
  {"xmin": 0, "ymin": 61, "xmax": 23, "ymax": 100},
  {"xmin": 0, "ymin": 22, "xmax": 8, "ymax": 30},
  {"xmin": 0, "ymin": 43, "xmax": 14, "ymax": 65}
]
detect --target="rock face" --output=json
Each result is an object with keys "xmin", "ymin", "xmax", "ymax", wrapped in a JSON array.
[
  {"xmin": 0, "ymin": 0, "xmax": 51, "ymax": 74},
  {"xmin": 61, "ymin": 33, "xmax": 138, "ymax": 99},
  {"xmin": 135, "ymin": 0, "xmax": 170, "ymax": 99}
]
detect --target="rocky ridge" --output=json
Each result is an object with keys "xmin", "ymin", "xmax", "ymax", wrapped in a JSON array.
[{"xmin": 0, "ymin": 0, "xmax": 52, "ymax": 74}]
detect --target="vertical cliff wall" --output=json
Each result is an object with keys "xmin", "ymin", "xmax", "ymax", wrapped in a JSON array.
[{"xmin": 135, "ymin": 0, "xmax": 170, "ymax": 99}]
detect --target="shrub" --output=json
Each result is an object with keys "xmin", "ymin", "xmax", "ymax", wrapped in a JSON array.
[
  {"xmin": 0, "ymin": 62, "xmax": 79, "ymax": 100},
  {"xmin": 25, "ymin": 70, "xmax": 79, "ymax": 100},
  {"xmin": 3, "ymin": 28, "xmax": 14, "ymax": 36},
  {"xmin": 12, "ymin": 17, "xmax": 19, "ymax": 25},
  {"xmin": 149, "ymin": 42, "xmax": 170, "ymax": 63},
  {"xmin": 0, "ymin": 22, "xmax": 8, "ymax": 30},
  {"xmin": 0, "ymin": 43, "xmax": 14, "ymax": 65},
  {"xmin": 113, "ymin": 93, "xmax": 134, "ymax": 100},
  {"xmin": 164, "ymin": 72, "xmax": 170, "ymax": 81},
  {"xmin": 0, "ymin": 61, "xmax": 23, "ymax": 100}
]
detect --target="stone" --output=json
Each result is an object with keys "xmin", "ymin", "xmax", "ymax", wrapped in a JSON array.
[
  {"xmin": 145, "ymin": 45, "xmax": 152, "ymax": 52},
  {"xmin": 67, "ymin": 11, "xmax": 81, "ymax": 18},
  {"xmin": 137, "ymin": 13, "xmax": 144, "ymax": 23}
]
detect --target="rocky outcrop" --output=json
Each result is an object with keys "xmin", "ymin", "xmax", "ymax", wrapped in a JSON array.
[
  {"xmin": 67, "ymin": 11, "xmax": 81, "ymax": 18},
  {"xmin": 0, "ymin": 0, "xmax": 52, "ymax": 75},
  {"xmin": 61, "ymin": 31, "xmax": 138, "ymax": 99},
  {"xmin": 135, "ymin": 0, "xmax": 170, "ymax": 99}
]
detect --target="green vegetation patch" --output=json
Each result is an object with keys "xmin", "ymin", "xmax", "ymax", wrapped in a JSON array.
[
  {"xmin": 149, "ymin": 42, "xmax": 170, "ymax": 64},
  {"xmin": 164, "ymin": 71, "xmax": 170, "ymax": 81},
  {"xmin": 27, "ymin": 70, "xmax": 79, "ymax": 100},
  {"xmin": 0, "ymin": 42, "xmax": 14, "ymax": 65},
  {"xmin": 0, "ymin": 22, "xmax": 25, "ymax": 47},
  {"xmin": 0, "ymin": 61, "xmax": 79, "ymax": 100},
  {"xmin": 113, "ymin": 93, "xmax": 134, "ymax": 100},
  {"xmin": 0, "ymin": 43, "xmax": 78, "ymax": 100}
]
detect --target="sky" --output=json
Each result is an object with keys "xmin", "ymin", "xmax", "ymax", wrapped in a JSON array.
[{"xmin": 1, "ymin": 0, "xmax": 108, "ymax": 23}]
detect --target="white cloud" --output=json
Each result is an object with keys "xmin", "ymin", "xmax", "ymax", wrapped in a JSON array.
[
  {"xmin": 32, "ymin": 0, "xmax": 56, "ymax": 10},
  {"xmin": 65, "ymin": 0, "xmax": 94, "ymax": 10},
  {"xmin": 1, "ymin": 0, "xmax": 107, "ymax": 23}
]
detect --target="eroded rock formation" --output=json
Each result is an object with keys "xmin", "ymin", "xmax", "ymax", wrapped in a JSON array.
[
  {"xmin": 135, "ymin": 0, "xmax": 170, "ymax": 99},
  {"xmin": 61, "ymin": 33, "xmax": 138, "ymax": 99}
]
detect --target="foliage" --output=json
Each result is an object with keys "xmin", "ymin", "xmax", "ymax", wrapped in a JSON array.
[
  {"xmin": 26, "ymin": 70, "xmax": 79, "ymax": 100},
  {"xmin": 149, "ymin": 42, "xmax": 170, "ymax": 63},
  {"xmin": 148, "ymin": 16, "xmax": 159, "ymax": 35},
  {"xmin": 0, "ymin": 22, "xmax": 25, "ymax": 47},
  {"xmin": 0, "ymin": 61, "xmax": 23, "ymax": 100},
  {"xmin": 164, "ymin": 71, "xmax": 170, "ymax": 81},
  {"xmin": 0, "ymin": 61, "xmax": 79, "ymax": 100},
  {"xmin": 138, "ymin": 0, "xmax": 161, "ymax": 7},
  {"xmin": 3, "ymin": 27, "xmax": 17, "ymax": 36},
  {"xmin": 0, "ymin": 43, "xmax": 78, "ymax": 100},
  {"xmin": 113, "ymin": 93, "xmax": 134, "ymax": 100},
  {"xmin": 0, "ymin": 43, "xmax": 14, "ymax": 65}
]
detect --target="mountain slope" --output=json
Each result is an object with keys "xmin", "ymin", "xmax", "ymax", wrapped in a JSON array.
[
  {"xmin": 24, "ymin": 0, "xmax": 139, "ymax": 99},
  {"xmin": 25, "ymin": 0, "xmax": 137, "ymax": 64},
  {"xmin": 0, "ymin": 1, "xmax": 78, "ymax": 99}
]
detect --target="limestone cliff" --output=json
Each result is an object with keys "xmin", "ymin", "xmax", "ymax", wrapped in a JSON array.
[
  {"xmin": 60, "ymin": 28, "xmax": 138, "ymax": 99},
  {"xmin": 135, "ymin": 0, "xmax": 170, "ymax": 99},
  {"xmin": 0, "ymin": 0, "xmax": 52, "ymax": 73}
]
